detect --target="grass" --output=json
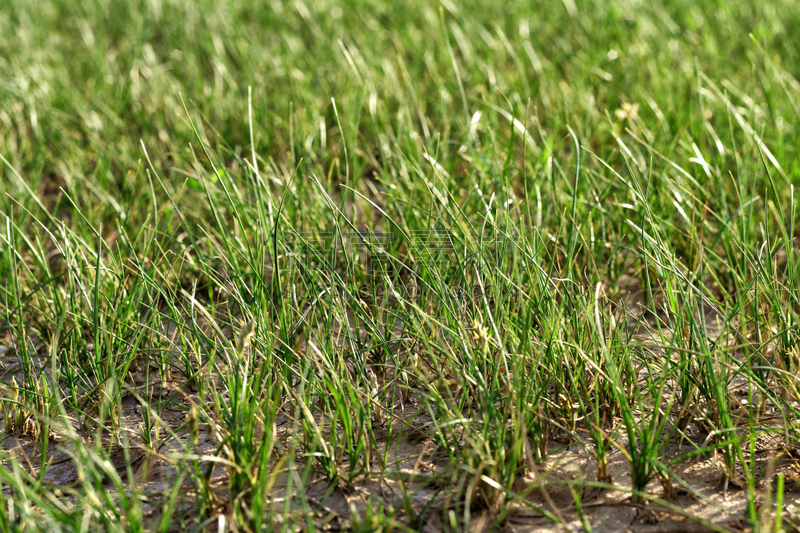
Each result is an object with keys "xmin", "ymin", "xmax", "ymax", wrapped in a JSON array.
[{"xmin": 2, "ymin": 0, "xmax": 800, "ymax": 530}]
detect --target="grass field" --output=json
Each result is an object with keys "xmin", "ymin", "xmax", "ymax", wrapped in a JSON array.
[{"xmin": 2, "ymin": 0, "xmax": 800, "ymax": 530}]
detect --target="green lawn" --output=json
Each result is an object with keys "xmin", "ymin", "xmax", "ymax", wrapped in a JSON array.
[{"xmin": 2, "ymin": 0, "xmax": 800, "ymax": 530}]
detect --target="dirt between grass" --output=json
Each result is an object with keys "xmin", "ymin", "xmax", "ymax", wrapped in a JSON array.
[
  {"xmin": 2, "ymin": 406, "xmax": 798, "ymax": 532},
  {"xmin": 0, "ymin": 276, "xmax": 798, "ymax": 531},
  {"xmin": 0, "ymin": 359, "xmax": 797, "ymax": 533}
]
